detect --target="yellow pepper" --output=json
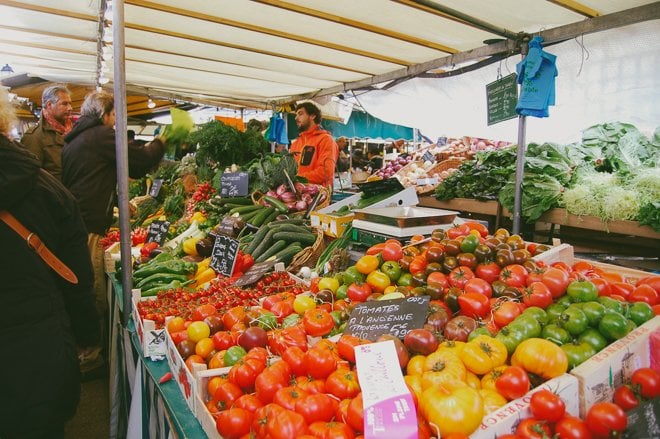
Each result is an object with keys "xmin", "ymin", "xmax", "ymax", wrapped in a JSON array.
[
  {"xmin": 193, "ymin": 266, "xmax": 217, "ymax": 287},
  {"xmin": 195, "ymin": 257, "xmax": 211, "ymax": 274},
  {"xmin": 189, "ymin": 211, "xmax": 207, "ymax": 224},
  {"xmin": 182, "ymin": 237, "xmax": 200, "ymax": 256}
]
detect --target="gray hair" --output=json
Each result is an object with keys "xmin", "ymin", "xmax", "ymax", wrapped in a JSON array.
[
  {"xmin": 41, "ymin": 84, "xmax": 71, "ymax": 107},
  {"xmin": 80, "ymin": 91, "xmax": 114, "ymax": 119}
]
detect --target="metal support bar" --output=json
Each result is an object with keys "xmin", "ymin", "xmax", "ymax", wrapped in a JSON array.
[
  {"xmin": 512, "ymin": 116, "xmax": 526, "ymax": 235},
  {"xmin": 113, "ymin": 0, "xmax": 132, "ymax": 326}
]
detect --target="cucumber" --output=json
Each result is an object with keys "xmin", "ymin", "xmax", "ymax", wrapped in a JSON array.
[
  {"xmin": 229, "ymin": 204, "xmax": 262, "ymax": 215},
  {"xmin": 274, "ymin": 245, "xmax": 303, "ymax": 266},
  {"xmin": 266, "ymin": 218, "xmax": 307, "ymax": 228},
  {"xmin": 261, "ymin": 195, "xmax": 289, "ymax": 213},
  {"xmin": 250, "ymin": 206, "xmax": 276, "ymax": 227},
  {"xmin": 239, "ymin": 208, "xmax": 263, "ymax": 222},
  {"xmin": 261, "ymin": 209, "xmax": 279, "ymax": 227},
  {"xmin": 268, "ymin": 223, "xmax": 312, "ymax": 235},
  {"xmin": 255, "ymin": 239, "xmax": 287, "ymax": 263},
  {"xmin": 244, "ymin": 225, "xmax": 271, "ymax": 255},
  {"xmin": 272, "ymin": 231, "xmax": 317, "ymax": 246},
  {"xmin": 250, "ymin": 228, "xmax": 277, "ymax": 260},
  {"xmin": 218, "ymin": 196, "xmax": 253, "ymax": 206}
]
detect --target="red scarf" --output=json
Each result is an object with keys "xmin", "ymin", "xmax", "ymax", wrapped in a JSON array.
[{"xmin": 44, "ymin": 111, "xmax": 73, "ymax": 135}]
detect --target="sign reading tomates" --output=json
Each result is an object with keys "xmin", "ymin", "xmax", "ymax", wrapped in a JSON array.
[{"xmin": 345, "ymin": 296, "xmax": 429, "ymax": 341}]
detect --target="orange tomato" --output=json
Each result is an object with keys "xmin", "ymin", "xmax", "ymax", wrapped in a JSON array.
[
  {"xmin": 185, "ymin": 354, "xmax": 206, "ymax": 371},
  {"xmin": 355, "ymin": 255, "xmax": 380, "ymax": 274}
]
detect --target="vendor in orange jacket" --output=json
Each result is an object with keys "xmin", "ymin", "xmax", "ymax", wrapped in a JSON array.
[{"xmin": 290, "ymin": 102, "xmax": 338, "ymax": 188}]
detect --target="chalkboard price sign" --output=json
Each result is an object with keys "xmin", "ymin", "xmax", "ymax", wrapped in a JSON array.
[
  {"xmin": 149, "ymin": 179, "xmax": 163, "ymax": 197},
  {"xmin": 145, "ymin": 220, "xmax": 170, "ymax": 246},
  {"xmin": 233, "ymin": 260, "xmax": 277, "ymax": 287},
  {"xmin": 220, "ymin": 172, "xmax": 249, "ymax": 197},
  {"xmin": 344, "ymin": 296, "xmax": 430, "ymax": 341},
  {"xmin": 421, "ymin": 151, "xmax": 435, "ymax": 163},
  {"xmin": 486, "ymin": 73, "xmax": 518, "ymax": 125},
  {"xmin": 209, "ymin": 235, "xmax": 240, "ymax": 277}
]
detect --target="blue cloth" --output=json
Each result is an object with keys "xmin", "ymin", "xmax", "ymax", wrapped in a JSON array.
[
  {"xmin": 516, "ymin": 36, "xmax": 557, "ymax": 118},
  {"xmin": 266, "ymin": 114, "xmax": 289, "ymax": 144}
]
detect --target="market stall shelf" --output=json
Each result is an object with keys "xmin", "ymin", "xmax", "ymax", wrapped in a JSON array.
[{"xmin": 538, "ymin": 208, "xmax": 660, "ymax": 240}]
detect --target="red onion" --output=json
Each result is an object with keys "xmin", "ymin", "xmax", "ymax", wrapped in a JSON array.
[
  {"xmin": 276, "ymin": 184, "xmax": 288, "ymax": 196},
  {"xmin": 279, "ymin": 192, "xmax": 297, "ymax": 203},
  {"xmin": 301, "ymin": 193, "xmax": 313, "ymax": 204},
  {"xmin": 294, "ymin": 182, "xmax": 306, "ymax": 193},
  {"xmin": 303, "ymin": 184, "xmax": 319, "ymax": 195},
  {"xmin": 285, "ymin": 201, "xmax": 297, "ymax": 211},
  {"xmin": 265, "ymin": 190, "xmax": 277, "ymax": 198},
  {"xmin": 294, "ymin": 200, "xmax": 308, "ymax": 211}
]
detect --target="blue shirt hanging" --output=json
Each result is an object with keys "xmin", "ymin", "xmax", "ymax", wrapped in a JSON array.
[{"xmin": 515, "ymin": 36, "xmax": 558, "ymax": 118}]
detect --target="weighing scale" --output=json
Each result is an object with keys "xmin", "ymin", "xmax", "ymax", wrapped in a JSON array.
[{"xmin": 349, "ymin": 206, "xmax": 464, "ymax": 247}]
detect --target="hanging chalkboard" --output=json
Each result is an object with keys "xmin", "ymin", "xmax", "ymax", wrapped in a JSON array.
[
  {"xmin": 344, "ymin": 296, "xmax": 430, "ymax": 341},
  {"xmin": 421, "ymin": 150, "xmax": 435, "ymax": 163},
  {"xmin": 486, "ymin": 73, "xmax": 518, "ymax": 125},
  {"xmin": 145, "ymin": 220, "xmax": 170, "ymax": 246},
  {"xmin": 209, "ymin": 235, "xmax": 240, "ymax": 277},
  {"xmin": 220, "ymin": 172, "xmax": 249, "ymax": 197},
  {"xmin": 149, "ymin": 179, "xmax": 163, "ymax": 197},
  {"xmin": 233, "ymin": 260, "xmax": 277, "ymax": 287}
]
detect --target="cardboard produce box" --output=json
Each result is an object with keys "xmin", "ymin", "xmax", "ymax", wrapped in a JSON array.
[
  {"xmin": 470, "ymin": 374, "xmax": 580, "ymax": 439},
  {"xmin": 311, "ymin": 186, "xmax": 418, "ymax": 237},
  {"xmin": 570, "ymin": 316, "xmax": 660, "ymax": 418},
  {"xmin": 131, "ymin": 289, "xmax": 167, "ymax": 360}
]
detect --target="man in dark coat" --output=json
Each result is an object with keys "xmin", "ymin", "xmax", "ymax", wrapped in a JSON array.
[
  {"xmin": 0, "ymin": 89, "xmax": 100, "ymax": 438},
  {"xmin": 62, "ymin": 91, "xmax": 165, "ymax": 371}
]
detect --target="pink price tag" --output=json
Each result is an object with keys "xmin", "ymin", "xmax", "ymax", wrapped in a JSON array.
[{"xmin": 355, "ymin": 340, "xmax": 418, "ymax": 439}]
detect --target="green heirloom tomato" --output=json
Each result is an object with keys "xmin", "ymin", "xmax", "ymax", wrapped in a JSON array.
[
  {"xmin": 509, "ymin": 314, "xmax": 542, "ymax": 339},
  {"xmin": 460, "ymin": 234, "xmax": 480, "ymax": 253},
  {"xmin": 335, "ymin": 284, "xmax": 348, "ymax": 300},
  {"xmin": 522, "ymin": 306, "xmax": 549, "ymax": 326},
  {"xmin": 281, "ymin": 313, "xmax": 302, "ymax": 328},
  {"xmin": 598, "ymin": 296, "xmax": 627, "ymax": 315},
  {"xmin": 627, "ymin": 302, "xmax": 654, "ymax": 326},
  {"xmin": 468, "ymin": 327, "xmax": 493, "ymax": 341},
  {"xmin": 397, "ymin": 272, "xmax": 413, "ymax": 287},
  {"xmin": 598, "ymin": 312, "xmax": 630, "ymax": 341},
  {"xmin": 578, "ymin": 327, "xmax": 609, "ymax": 352},
  {"xmin": 381, "ymin": 261, "xmax": 402, "ymax": 283},
  {"xmin": 566, "ymin": 281, "xmax": 599, "ymax": 303},
  {"xmin": 542, "ymin": 324, "xmax": 572, "ymax": 345},
  {"xmin": 546, "ymin": 303, "xmax": 566, "ymax": 323},
  {"xmin": 256, "ymin": 311, "xmax": 279, "ymax": 330},
  {"xmin": 562, "ymin": 341, "xmax": 597, "ymax": 369},
  {"xmin": 496, "ymin": 326, "xmax": 526, "ymax": 355},
  {"xmin": 556, "ymin": 295, "xmax": 573, "ymax": 308},
  {"xmin": 626, "ymin": 319, "xmax": 637, "ymax": 333},
  {"xmin": 330, "ymin": 310, "xmax": 347, "ymax": 326},
  {"xmin": 576, "ymin": 301, "xmax": 606, "ymax": 327},
  {"xmin": 559, "ymin": 305, "xmax": 589, "ymax": 336},
  {"xmin": 343, "ymin": 266, "xmax": 366, "ymax": 285},
  {"xmin": 224, "ymin": 345, "xmax": 248, "ymax": 366}
]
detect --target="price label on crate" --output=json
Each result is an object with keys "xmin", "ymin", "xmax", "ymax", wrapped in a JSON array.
[
  {"xmin": 148, "ymin": 179, "xmax": 163, "ymax": 197},
  {"xmin": 233, "ymin": 260, "xmax": 277, "ymax": 287},
  {"xmin": 421, "ymin": 150, "xmax": 434, "ymax": 163},
  {"xmin": 210, "ymin": 235, "xmax": 240, "ymax": 277},
  {"xmin": 145, "ymin": 220, "xmax": 170, "ymax": 246},
  {"xmin": 345, "ymin": 296, "xmax": 430, "ymax": 341},
  {"xmin": 220, "ymin": 172, "xmax": 249, "ymax": 197}
]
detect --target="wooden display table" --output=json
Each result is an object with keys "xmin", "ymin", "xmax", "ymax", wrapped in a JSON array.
[{"xmin": 538, "ymin": 209, "xmax": 660, "ymax": 240}]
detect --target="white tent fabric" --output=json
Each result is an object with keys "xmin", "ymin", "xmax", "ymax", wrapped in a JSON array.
[{"xmin": 354, "ymin": 20, "xmax": 660, "ymax": 144}]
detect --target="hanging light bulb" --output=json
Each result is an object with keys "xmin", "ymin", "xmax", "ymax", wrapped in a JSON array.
[{"xmin": 147, "ymin": 97, "xmax": 156, "ymax": 109}]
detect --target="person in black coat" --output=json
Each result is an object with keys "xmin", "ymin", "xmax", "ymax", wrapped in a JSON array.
[
  {"xmin": 62, "ymin": 91, "xmax": 166, "ymax": 372},
  {"xmin": 0, "ymin": 88, "xmax": 100, "ymax": 438}
]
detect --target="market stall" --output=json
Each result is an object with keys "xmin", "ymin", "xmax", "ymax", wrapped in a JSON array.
[{"xmin": 2, "ymin": 2, "xmax": 660, "ymax": 439}]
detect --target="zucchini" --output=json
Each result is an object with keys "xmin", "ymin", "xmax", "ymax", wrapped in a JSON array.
[
  {"xmin": 250, "ymin": 228, "xmax": 277, "ymax": 260},
  {"xmin": 274, "ymin": 245, "xmax": 303, "ymax": 266},
  {"xmin": 239, "ymin": 209, "xmax": 262, "ymax": 222},
  {"xmin": 261, "ymin": 195, "xmax": 289, "ymax": 213},
  {"xmin": 220, "ymin": 196, "xmax": 253, "ymax": 205},
  {"xmin": 229, "ymin": 204, "xmax": 262, "ymax": 215},
  {"xmin": 266, "ymin": 218, "xmax": 307, "ymax": 228},
  {"xmin": 272, "ymin": 231, "xmax": 317, "ymax": 246},
  {"xmin": 255, "ymin": 239, "xmax": 287, "ymax": 263},
  {"xmin": 250, "ymin": 206, "xmax": 276, "ymax": 227},
  {"xmin": 261, "ymin": 209, "xmax": 279, "ymax": 227}
]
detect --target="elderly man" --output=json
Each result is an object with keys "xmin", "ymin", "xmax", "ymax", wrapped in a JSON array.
[{"xmin": 21, "ymin": 84, "xmax": 73, "ymax": 180}]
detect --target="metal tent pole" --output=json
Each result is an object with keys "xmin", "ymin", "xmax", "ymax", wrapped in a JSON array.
[
  {"xmin": 512, "ymin": 39, "xmax": 530, "ymax": 236},
  {"xmin": 113, "ymin": 0, "xmax": 132, "ymax": 326}
]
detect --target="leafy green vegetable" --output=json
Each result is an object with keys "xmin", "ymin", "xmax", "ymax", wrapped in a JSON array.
[
  {"xmin": 499, "ymin": 173, "xmax": 565, "ymax": 223},
  {"xmin": 581, "ymin": 122, "xmax": 658, "ymax": 173},
  {"xmin": 190, "ymin": 120, "xmax": 269, "ymax": 170},
  {"xmin": 161, "ymin": 108, "xmax": 195, "ymax": 159},
  {"xmin": 601, "ymin": 187, "xmax": 640, "ymax": 222},
  {"xmin": 434, "ymin": 146, "xmax": 517, "ymax": 200},
  {"xmin": 637, "ymin": 202, "xmax": 660, "ymax": 232},
  {"xmin": 247, "ymin": 152, "xmax": 298, "ymax": 193},
  {"xmin": 525, "ymin": 142, "xmax": 573, "ymax": 185}
]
